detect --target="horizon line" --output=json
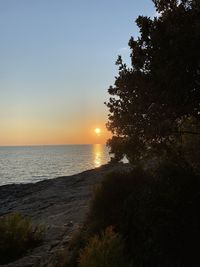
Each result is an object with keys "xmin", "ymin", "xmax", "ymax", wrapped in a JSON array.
[{"xmin": 0, "ymin": 143, "xmax": 107, "ymax": 147}]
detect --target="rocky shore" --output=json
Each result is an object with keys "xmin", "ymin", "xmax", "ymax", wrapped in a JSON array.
[{"xmin": 0, "ymin": 163, "xmax": 131, "ymax": 267}]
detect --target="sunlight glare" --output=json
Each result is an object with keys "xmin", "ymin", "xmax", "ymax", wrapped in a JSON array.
[
  {"xmin": 94, "ymin": 128, "xmax": 101, "ymax": 135},
  {"xmin": 93, "ymin": 144, "xmax": 103, "ymax": 168}
]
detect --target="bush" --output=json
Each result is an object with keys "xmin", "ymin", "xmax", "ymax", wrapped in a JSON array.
[
  {"xmin": 87, "ymin": 160, "xmax": 200, "ymax": 266},
  {"xmin": 0, "ymin": 213, "xmax": 45, "ymax": 264},
  {"xmin": 78, "ymin": 226, "xmax": 129, "ymax": 267},
  {"xmin": 147, "ymin": 160, "xmax": 200, "ymax": 266},
  {"xmin": 87, "ymin": 167, "xmax": 149, "ymax": 235}
]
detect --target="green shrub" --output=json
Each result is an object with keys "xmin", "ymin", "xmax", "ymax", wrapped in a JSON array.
[
  {"xmin": 87, "ymin": 167, "xmax": 148, "ymax": 235},
  {"xmin": 0, "ymin": 213, "xmax": 45, "ymax": 264},
  {"xmin": 78, "ymin": 226, "xmax": 129, "ymax": 267},
  {"xmin": 87, "ymin": 160, "xmax": 200, "ymax": 266}
]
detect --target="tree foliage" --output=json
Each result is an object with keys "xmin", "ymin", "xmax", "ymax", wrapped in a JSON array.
[{"xmin": 106, "ymin": 0, "xmax": 200, "ymax": 163}]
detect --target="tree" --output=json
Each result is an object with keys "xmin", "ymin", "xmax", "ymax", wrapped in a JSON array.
[{"xmin": 106, "ymin": 0, "xmax": 200, "ymax": 163}]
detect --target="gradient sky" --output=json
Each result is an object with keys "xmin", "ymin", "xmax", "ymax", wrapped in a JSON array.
[{"xmin": 0, "ymin": 0, "xmax": 155, "ymax": 145}]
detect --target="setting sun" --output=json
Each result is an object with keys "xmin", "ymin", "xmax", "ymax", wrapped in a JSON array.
[{"xmin": 94, "ymin": 128, "xmax": 101, "ymax": 135}]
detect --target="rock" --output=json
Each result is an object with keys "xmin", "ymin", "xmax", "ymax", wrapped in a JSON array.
[{"xmin": 66, "ymin": 221, "xmax": 73, "ymax": 227}]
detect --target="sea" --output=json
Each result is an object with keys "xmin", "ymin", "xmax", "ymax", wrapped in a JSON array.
[{"xmin": 0, "ymin": 144, "xmax": 111, "ymax": 186}]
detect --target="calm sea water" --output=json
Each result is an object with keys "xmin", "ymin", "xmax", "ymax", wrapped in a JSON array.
[{"xmin": 0, "ymin": 144, "xmax": 110, "ymax": 186}]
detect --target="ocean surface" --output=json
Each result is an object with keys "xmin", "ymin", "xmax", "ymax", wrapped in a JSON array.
[{"xmin": 0, "ymin": 144, "xmax": 111, "ymax": 186}]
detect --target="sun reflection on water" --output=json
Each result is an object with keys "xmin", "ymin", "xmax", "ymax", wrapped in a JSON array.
[{"xmin": 93, "ymin": 144, "xmax": 103, "ymax": 168}]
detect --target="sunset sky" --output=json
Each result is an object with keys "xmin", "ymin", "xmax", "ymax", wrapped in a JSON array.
[{"xmin": 0, "ymin": 0, "xmax": 154, "ymax": 146}]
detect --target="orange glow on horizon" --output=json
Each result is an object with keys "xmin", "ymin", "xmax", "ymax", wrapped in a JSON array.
[{"xmin": 0, "ymin": 123, "xmax": 111, "ymax": 146}]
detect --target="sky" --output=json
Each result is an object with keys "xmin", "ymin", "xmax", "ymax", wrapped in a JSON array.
[{"xmin": 0, "ymin": 0, "xmax": 155, "ymax": 146}]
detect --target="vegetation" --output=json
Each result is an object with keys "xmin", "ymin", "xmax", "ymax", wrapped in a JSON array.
[
  {"xmin": 106, "ymin": 0, "xmax": 200, "ymax": 163},
  {"xmin": 78, "ymin": 227, "xmax": 128, "ymax": 267},
  {"xmin": 66, "ymin": 228, "xmax": 88, "ymax": 267},
  {"xmin": 60, "ymin": 159, "xmax": 200, "ymax": 267},
  {"xmin": 87, "ymin": 167, "xmax": 147, "ymax": 235},
  {"xmin": 0, "ymin": 213, "xmax": 45, "ymax": 264},
  {"xmin": 85, "ymin": 160, "xmax": 200, "ymax": 266}
]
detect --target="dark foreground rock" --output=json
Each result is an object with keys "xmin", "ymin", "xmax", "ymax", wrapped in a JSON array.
[{"xmin": 0, "ymin": 163, "xmax": 131, "ymax": 267}]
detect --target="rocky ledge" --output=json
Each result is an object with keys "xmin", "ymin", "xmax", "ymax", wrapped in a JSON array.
[{"xmin": 0, "ymin": 163, "xmax": 131, "ymax": 267}]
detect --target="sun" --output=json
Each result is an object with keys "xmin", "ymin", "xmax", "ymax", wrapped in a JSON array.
[{"xmin": 94, "ymin": 128, "xmax": 101, "ymax": 135}]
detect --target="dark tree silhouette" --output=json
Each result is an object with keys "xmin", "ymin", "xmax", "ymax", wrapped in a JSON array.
[{"xmin": 106, "ymin": 0, "xmax": 200, "ymax": 163}]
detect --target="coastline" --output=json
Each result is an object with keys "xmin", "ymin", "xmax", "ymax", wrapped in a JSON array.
[{"xmin": 0, "ymin": 163, "xmax": 131, "ymax": 267}]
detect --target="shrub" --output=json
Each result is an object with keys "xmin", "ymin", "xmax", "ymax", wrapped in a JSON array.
[
  {"xmin": 78, "ymin": 226, "xmax": 129, "ymax": 267},
  {"xmin": 87, "ymin": 160, "xmax": 200, "ymax": 266},
  {"xmin": 87, "ymin": 167, "xmax": 149, "ymax": 235},
  {"xmin": 149, "ymin": 160, "xmax": 200, "ymax": 266},
  {"xmin": 121, "ymin": 161, "xmax": 200, "ymax": 266},
  {"xmin": 0, "ymin": 213, "xmax": 45, "ymax": 264}
]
